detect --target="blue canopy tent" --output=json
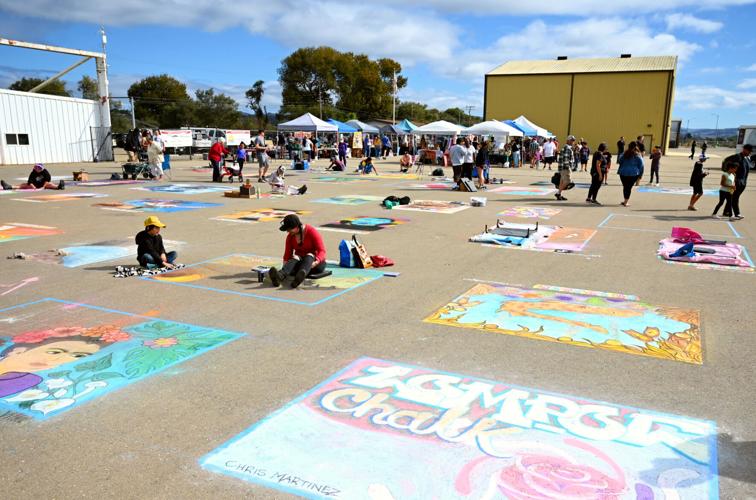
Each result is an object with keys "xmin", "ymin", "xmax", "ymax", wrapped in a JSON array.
[
  {"xmin": 327, "ymin": 118, "xmax": 358, "ymax": 133},
  {"xmin": 504, "ymin": 120, "xmax": 536, "ymax": 137},
  {"xmin": 397, "ymin": 118, "xmax": 418, "ymax": 133}
]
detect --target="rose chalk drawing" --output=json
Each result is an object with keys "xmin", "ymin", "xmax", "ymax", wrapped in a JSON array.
[
  {"xmin": 0, "ymin": 223, "xmax": 63, "ymax": 243},
  {"xmin": 425, "ymin": 283, "xmax": 702, "ymax": 364},
  {"xmin": 0, "ymin": 299, "xmax": 244, "ymax": 420},
  {"xmin": 201, "ymin": 357, "xmax": 717, "ymax": 499},
  {"xmin": 497, "ymin": 207, "xmax": 562, "ymax": 220},
  {"xmin": 143, "ymin": 254, "xmax": 384, "ymax": 306}
]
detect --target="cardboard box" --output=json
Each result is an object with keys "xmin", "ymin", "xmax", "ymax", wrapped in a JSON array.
[{"xmin": 72, "ymin": 171, "xmax": 89, "ymax": 181}]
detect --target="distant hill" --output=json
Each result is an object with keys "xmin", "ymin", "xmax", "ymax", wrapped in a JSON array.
[{"xmin": 681, "ymin": 127, "xmax": 738, "ymax": 138}]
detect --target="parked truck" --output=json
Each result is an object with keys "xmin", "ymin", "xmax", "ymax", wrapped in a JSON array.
[
  {"xmin": 181, "ymin": 127, "xmax": 251, "ymax": 155},
  {"xmin": 737, "ymin": 125, "xmax": 756, "ymax": 153}
]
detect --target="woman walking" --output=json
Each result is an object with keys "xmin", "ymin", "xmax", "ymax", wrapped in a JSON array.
[
  {"xmin": 617, "ymin": 141, "xmax": 644, "ymax": 206},
  {"xmin": 586, "ymin": 143, "xmax": 607, "ymax": 204},
  {"xmin": 475, "ymin": 140, "xmax": 489, "ymax": 189}
]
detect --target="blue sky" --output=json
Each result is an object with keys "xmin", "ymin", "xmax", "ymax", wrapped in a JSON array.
[{"xmin": 1, "ymin": 0, "xmax": 755, "ymax": 128}]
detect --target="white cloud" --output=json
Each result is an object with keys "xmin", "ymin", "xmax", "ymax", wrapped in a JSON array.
[
  {"xmin": 676, "ymin": 85, "xmax": 756, "ymax": 109},
  {"xmin": 440, "ymin": 18, "xmax": 699, "ymax": 81},
  {"xmin": 736, "ymin": 79, "xmax": 756, "ymax": 89},
  {"xmin": 665, "ymin": 13, "xmax": 722, "ymax": 33},
  {"xmin": 399, "ymin": 85, "xmax": 483, "ymax": 113},
  {"xmin": 748, "ymin": 63, "xmax": 756, "ymax": 71},
  {"xmin": 699, "ymin": 66, "xmax": 724, "ymax": 73}
]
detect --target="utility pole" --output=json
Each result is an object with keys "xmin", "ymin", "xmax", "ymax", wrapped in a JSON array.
[
  {"xmin": 129, "ymin": 97, "xmax": 136, "ymax": 128},
  {"xmin": 465, "ymin": 105, "xmax": 475, "ymax": 126},
  {"xmin": 392, "ymin": 71, "xmax": 397, "ymax": 124},
  {"xmin": 712, "ymin": 113, "xmax": 720, "ymax": 148},
  {"xmin": 318, "ymin": 89, "xmax": 323, "ymax": 119}
]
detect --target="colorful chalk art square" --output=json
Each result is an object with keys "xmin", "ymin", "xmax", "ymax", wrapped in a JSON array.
[
  {"xmin": 312, "ymin": 195, "xmax": 384, "ymax": 205},
  {"xmin": 143, "ymin": 254, "xmax": 384, "ymax": 306},
  {"xmin": 392, "ymin": 200, "xmax": 470, "ymax": 214},
  {"xmin": 211, "ymin": 208, "xmax": 311, "ymax": 224},
  {"xmin": 497, "ymin": 207, "xmax": 562, "ymax": 220},
  {"xmin": 133, "ymin": 183, "xmax": 229, "ymax": 194},
  {"xmin": 488, "ymin": 186, "xmax": 556, "ymax": 196},
  {"xmin": 14, "ymin": 193, "xmax": 108, "ymax": 203},
  {"xmin": 0, "ymin": 299, "xmax": 243, "ymax": 420},
  {"xmin": 425, "ymin": 283, "xmax": 702, "ymax": 364},
  {"xmin": 0, "ymin": 223, "xmax": 63, "ymax": 243},
  {"xmin": 201, "ymin": 357, "xmax": 717, "ymax": 499},
  {"xmin": 94, "ymin": 199, "xmax": 222, "ymax": 212},
  {"xmin": 16, "ymin": 239, "xmax": 185, "ymax": 268},
  {"xmin": 319, "ymin": 216, "xmax": 409, "ymax": 234}
]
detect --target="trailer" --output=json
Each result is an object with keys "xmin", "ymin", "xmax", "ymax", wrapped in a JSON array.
[
  {"xmin": 158, "ymin": 129, "xmax": 193, "ymax": 154},
  {"xmin": 182, "ymin": 127, "xmax": 251, "ymax": 154},
  {"xmin": 737, "ymin": 125, "xmax": 756, "ymax": 153}
]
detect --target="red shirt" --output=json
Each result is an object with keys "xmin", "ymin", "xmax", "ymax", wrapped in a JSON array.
[
  {"xmin": 208, "ymin": 142, "xmax": 229, "ymax": 162},
  {"xmin": 283, "ymin": 224, "xmax": 326, "ymax": 263}
]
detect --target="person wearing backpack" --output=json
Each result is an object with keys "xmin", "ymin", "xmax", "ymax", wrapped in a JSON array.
[{"xmin": 579, "ymin": 141, "xmax": 590, "ymax": 172}]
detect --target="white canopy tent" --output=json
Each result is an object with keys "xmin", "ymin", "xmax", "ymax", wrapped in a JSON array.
[
  {"xmin": 346, "ymin": 119, "xmax": 380, "ymax": 134},
  {"xmin": 277, "ymin": 112, "xmax": 338, "ymax": 132},
  {"xmin": 512, "ymin": 115, "xmax": 553, "ymax": 138},
  {"xmin": 414, "ymin": 120, "xmax": 463, "ymax": 135},
  {"xmin": 462, "ymin": 120, "xmax": 523, "ymax": 137}
]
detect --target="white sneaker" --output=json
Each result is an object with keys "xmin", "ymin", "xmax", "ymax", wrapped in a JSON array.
[
  {"xmin": 733, "ymin": 215, "xmax": 744, "ymax": 220},
  {"xmin": 655, "ymin": 183, "xmax": 660, "ymax": 187},
  {"xmin": 712, "ymin": 214, "xmax": 721, "ymax": 219}
]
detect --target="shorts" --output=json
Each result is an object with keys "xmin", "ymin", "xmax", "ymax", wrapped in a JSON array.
[
  {"xmin": 558, "ymin": 169, "xmax": 572, "ymax": 190},
  {"xmin": 692, "ymin": 182, "xmax": 703, "ymax": 195},
  {"xmin": 545, "ymin": 156, "xmax": 555, "ymax": 164},
  {"xmin": 257, "ymin": 154, "xmax": 269, "ymax": 167}
]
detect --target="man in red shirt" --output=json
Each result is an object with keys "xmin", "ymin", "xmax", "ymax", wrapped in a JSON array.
[
  {"xmin": 268, "ymin": 214, "xmax": 327, "ymax": 289},
  {"xmin": 208, "ymin": 137, "xmax": 229, "ymax": 182}
]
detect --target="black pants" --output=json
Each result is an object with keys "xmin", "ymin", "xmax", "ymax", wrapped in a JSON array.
[
  {"xmin": 731, "ymin": 183, "xmax": 746, "ymax": 216},
  {"xmin": 649, "ymin": 166, "xmax": 659, "ymax": 184},
  {"xmin": 210, "ymin": 159, "xmax": 221, "ymax": 182},
  {"xmin": 587, "ymin": 175, "xmax": 602, "ymax": 201},
  {"xmin": 280, "ymin": 255, "xmax": 326, "ymax": 278},
  {"xmin": 338, "ymin": 152, "xmax": 347, "ymax": 168},
  {"xmin": 237, "ymin": 158, "xmax": 244, "ymax": 177},
  {"xmin": 713, "ymin": 190, "xmax": 733, "ymax": 216},
  {"xmin": 620, "ymin": 175, "xmax": 639, "ymax": 200},
  {"xmin": 452, "ymin": 164, "xmax": 462, "ymax": 182},
  {"xmin": 461, "ymin": 162, "xmax": 474, "ymax": 180}
]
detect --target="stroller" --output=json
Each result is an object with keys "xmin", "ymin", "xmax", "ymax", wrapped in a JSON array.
[
  {"xmin": 220, "ymin": 161, "xmax": 243, "ymax": 182},
  {"xmin": 122, "ymin": 162, "xmax": 154, "ymax": 180}
]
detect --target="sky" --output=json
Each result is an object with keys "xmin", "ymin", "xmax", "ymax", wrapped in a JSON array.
[{"xmin": 1, "ymin": 0, "xmax": 755, "ymax": 129}]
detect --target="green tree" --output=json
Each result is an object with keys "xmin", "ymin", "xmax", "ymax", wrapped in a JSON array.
[
  {"xmin": 278, "ymin": 47, "xmax": 340, "ymax": 119},
  {"xmin": 9, "ymin": 77, "xmax": 71, "ymax": 97},
  {"xmin": 77, "ymin": 75, "xmax": 99, "ymax": 100},
  {"xmin": 193, "ymin": 88, "xmax": 241, "ymax": 128},
  {"xmin": 127, "ymin": 74, "xmax": 194, "ymax": 128},
  {"xmin": 245, "ymin": 80, "xmax": 268, "ymax": 130}
]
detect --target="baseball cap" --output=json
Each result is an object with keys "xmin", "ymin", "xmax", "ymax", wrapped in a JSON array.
[
  {"xmin": 279, "ymin": 214, "xmax": 301, "ymax": 232},
  {"xmin": 33, "ymin": 163, "xmax": 44, "ymax": 171},
  {"xmin": 144, "ymin": 216, "xmax": 166, "ymax": 228},
  {"xmin": 698, "ymin": 154, "xmax": 707, "ymax": 161},
  {"xmin": 566, "ymin": 135, "xmax": 576, "ymax": 141}
]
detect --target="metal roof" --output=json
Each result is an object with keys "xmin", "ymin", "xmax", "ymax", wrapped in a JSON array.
[{"xmin": 487, "ymin": 56, "xmax": 677, "ymax": 76}]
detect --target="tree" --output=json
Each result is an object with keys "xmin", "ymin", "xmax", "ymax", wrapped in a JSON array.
[
  {"xmin": 77, "ymin": 75, "xmax": 99, "ymax": 100},
  {"xmin": 277, "ymin": 47, "xmax": 406, "ymax": 121},
  {"xmin": 193, "ymin": 89, "xmax": 241, "ymax": 128},
  {"xmin": 127, "ymin": 74, "xmax": 194, "ymax": 128},
  {"xmin": 9, "ymin": 77, "xmax": 71, "ymax": 97},
  {"xmin": 245, "ymin": 80, "xmax": 268, "ymax": 130}
]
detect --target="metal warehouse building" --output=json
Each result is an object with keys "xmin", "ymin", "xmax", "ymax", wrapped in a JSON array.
[
  {"xmin": 484, "ymin": 55, "xmax": 677, "ymax": 153},
  {"xmin": 0, "ymin": 88, "xmax": 112, "ymax": 165}
]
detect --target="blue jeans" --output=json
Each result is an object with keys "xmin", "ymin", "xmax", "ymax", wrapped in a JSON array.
[
  {"xmin": 512, "ymin": 151, "xmax": 520, "ymax": 167},
  {"xmin": 141, "ymin": 251, "xmax": 177, "ymax": 269}
]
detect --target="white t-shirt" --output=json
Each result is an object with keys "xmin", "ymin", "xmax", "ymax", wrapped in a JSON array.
[
  {"xmin": 543, "ymin": 141, "xmax": 556, "ymax": 157},
  {"xmin": 462, "ymin": 145, "xmax": 475, "ymax": 163},
  {"xmin": 449, "ymin": 144, "xmax": 465, "ymax": 166}
]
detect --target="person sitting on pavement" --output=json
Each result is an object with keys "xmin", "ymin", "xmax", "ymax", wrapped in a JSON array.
[
  {"xmin": 327, "ymin": 157, "xmax": 345, "ymax": 171},
  {"xmin": 400, "ymin": 153, "xmax": 414, "ymax": 172},
  {"xmin": 358, "ymin": 156, "xmax": 379, "ymax": 175},
  {"xmin": 268, "ymin": 165, "xmax": 307, "ymax": 195},
  {"xmin": 1, "ymin": 163, "xmax": 64, "ymax": 191},
  {"xmin": 268, "ymin": 214, "xmax": 326, "ymax": 289},
  {"xmin": 135, "ymin": 216, "xmax": 178, "ymax": 269}
]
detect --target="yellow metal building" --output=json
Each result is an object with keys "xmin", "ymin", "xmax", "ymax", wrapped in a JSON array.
[{"xmin": 484, "ymin": 55, "xmax": 677, "ymax": 153}]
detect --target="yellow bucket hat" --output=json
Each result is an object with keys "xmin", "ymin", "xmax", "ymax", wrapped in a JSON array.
[{"xmin": 144, "ymin": 216, "xmax": 166, "ymax": 228}]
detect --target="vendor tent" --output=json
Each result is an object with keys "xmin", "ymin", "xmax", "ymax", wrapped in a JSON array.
[
  {"xmin": 513, "ymin": 115, "xmax": 554, "ymax": 137},
  {"xmin": 277, "ymin": 113, "xmax": 338, "ymax": 132},
  {"xmin": 327, "ymin": 118, "xmax": 357, "ymax": 133},
  {"xmin": 414, "ymin": 120, "xmax": 463, "ymax": 135},
  {"xmin": 397, "ymin": 118, "xmax": 418, "ymax": 133},
  {"xmin": 462, "ymin": 120, "xmax": 523, "ymax": 137},
  {"xmin": 346, "ymin": 119, "xmax": 380, "ymax": 134},
  {"xmin": 381, "ymin": 124, "xmax": 408, "ymax": 135},
  {"xmin": 504, "ymin": 119, "xmax": 535, "ymax": 137}
]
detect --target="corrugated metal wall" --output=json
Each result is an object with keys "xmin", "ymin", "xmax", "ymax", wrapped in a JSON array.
[
  {"xmin": 0, "ymin": 89, "xmax": 105, "ymax": 165},
  {"xmin": 485, "ymin": 71, "xmax": 673, "ymax": 153},
  {"xmin": 485, "ymin": 74, "xmax": 572, "ymax": 139}
]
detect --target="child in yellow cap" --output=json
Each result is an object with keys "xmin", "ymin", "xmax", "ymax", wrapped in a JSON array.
[{"xmin": 135, "ymin": 216, "xmax": 178, "ymax": 268}]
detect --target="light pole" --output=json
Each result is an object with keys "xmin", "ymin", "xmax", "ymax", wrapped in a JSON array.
[{"xmin": 712, "ymin": 113, "xmax": 719, "ymax": 148}]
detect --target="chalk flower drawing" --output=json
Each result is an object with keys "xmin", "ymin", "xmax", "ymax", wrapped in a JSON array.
[{"xmin": 143, "ymin": 337, "xmax": 178, "ymax": 349}]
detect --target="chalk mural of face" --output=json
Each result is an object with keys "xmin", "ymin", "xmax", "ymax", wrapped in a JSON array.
[{"xmin": 0, "ymin": 340, "xmax": 100, "ymax": 373}]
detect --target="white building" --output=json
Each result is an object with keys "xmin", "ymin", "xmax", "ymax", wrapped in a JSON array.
[{"xmin": 0, "ymin": 88, "xmax": 112, "ymax": 165}]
